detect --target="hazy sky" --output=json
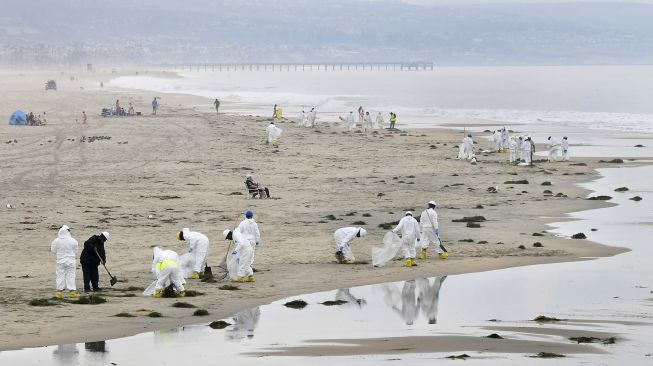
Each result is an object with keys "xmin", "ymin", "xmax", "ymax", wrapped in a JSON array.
[{"xmin": 396, "ymin": 0, "xmax": 653, "ymax": 4}]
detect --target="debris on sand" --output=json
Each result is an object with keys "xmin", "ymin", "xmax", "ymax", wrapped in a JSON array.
[
  {"xmin": 378, "ymin": 220, "xmax": 399, "ymax": 230},
  {"xmin": 587, "ymin": 195, "xmax": 612, "ymax": 201},
  {"xmin": 446, "ymin": 354, "xmax": 470, "ymax": 360},
  {"xmin": 614, "ymin": 187, "xmax": 629, "ymax": 192},
  {"xmin": 344, "ymin": 212, "xmax": 357, "ymax": 216},
  {"xmin": 148, "ymin": 312, "xmax": 163, "ymax": 318},
  {"xmin": 485, "ymin": 333, "xmax": 504, "ymax": 339},
  {"xmin": 172, "ymin": 302, "xmax": 196, "ymax": 308},
  {"xmin": 193, "ymin": 309, "xmax": 209, "ymax": 316},
  {"xmin": 487, "ymin": 186, "xmax": 498, "ymax": 193},
  {"xmin": 630, "ymin": 196, "xmax": 643, "ymax": 201},
  {"xmin": 475, "ymin": 204, "xmax": 484, "ymax": 209},
  {"xmin": 219, "ymin": 285, "xmax": 240, "ymax": 291},
  {"xmin": 571, "ymin": 233, "xmax": 587, "ymax": 239},
  {"xmin": 541, "ymin": 181, "xmax": 552, "ymax": 186},
  {"xmin": 569, "ymin": 336, "xmax": 616, "ymax": 344},
  {"xmin": 320, "ymin": 300, "xmax": 348, "ymax": 306},
  {"xmin": 466, "ymin": 222, "xmax": 481, "ymax": 228},
  {"xmin": 543, "ymin": 190, "xmax": 553, "ymax": 194},
  {"xmin": 533, "ymin": 315, "xmax": 563, "ymax": 322},
  {"xmin": 634, "ymin": 144, "xmax": 645, "ymax": 148},
  {"xmin": 74, "ymin": 295, "xmax": 107, "ymax": 305},
  {"xmin": 504, "ymin": 180, "xmax": 529, "ymax": 184},
  {"xmin": 209, "ymin": 320, "xmax": 231, "ymax": 329},
  {"xmin": 184, "ymin": 290, "xmax": 204, "ymax": 297},
  {"xmin": 200, "ymin": 274, "xmax": 217, "ymax": 283},
  {"xmin": 533, "ymin": 242, "xmax": 544, "ymax": 247},
  {"xmin": 284, "ymin": 299, "xmax": 308, "ymax": 309},
  {"xmin": 28, "ymin": 298, "xmax": 56, "ymax": 306},
  {"xmin": 325, "ymin": 214, "xmax": 337, "ymax": 220},
  {"xmin": 113, "ymin": 312, "xmax": 135, "ymax": 317},
  {"xmin": 555, "ymin": 193, "xmax": 568, "ymax": 197},
  {"xmin": 352, "ymin": 221, "xmax": 366, "ymax": 225},
  {"xmin": 452, "ymin": 216, "xmax": 486, "ymax": 223},
  {"xmin": 477, "ymin": 240, "xmax": 488, "ymax": 244},
  {"xmin": 530, "ymin": 352, "xmax": 565, "ymax": 358},
  {"xmin": 229, "ymin": 192, "xmax": 243, "ymax": 195},
  {"xmin": 517, "ymin": 245, "xmax": 526, "ymax": 249},
  {"xmin": 532, "ymin": 232, "xmax": 544, "ymax": 236},
  {"xmin": 362, "ymin": 213, "xmax": 372, "ymax": 217},
  {"xmin": 459, "ymin": 239, "xmax": 474, "ymax": 243},
  {"xmin": 598, "ymin": 158, "xmax": 624, "ymax": 164}
]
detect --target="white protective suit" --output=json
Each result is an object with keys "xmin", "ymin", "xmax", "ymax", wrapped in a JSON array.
[
  {"xmin": 501, "ymin": 128, "xmax": 509, "ymax": 151},
  {"xmin": 400, "ymin": 280, "xmax": 420, "ymax": 325},
  {"xmin": 459, "ymin": 136, "xmax": 474, "ymax": 160},
  {"xmin": 548, "ymin": 137, "xmax": 561, "ymax": 161},
  {"xmin": 492, "ymin": 131, "xmax": 503, "ymax": 152},
  {"xmin": 51, "ymin": 225, "xmax": 78, "ymax": 291},
  {"xmin": 237, "ymin": 218, "xmax": 260, "ymax": 265},
  {"xmin": 363, "ymin": 114, "xmax": 373, "ymax": 129},
  {"xmin": 298, "ymin": 111, "xmax": 305, "ymax": 127},
  {"xmin": 562, "ymin": 138, "xmax": 570, "ymax": 161},
  {"xmin": 151, "ymin": 247, "xmax": 185, "ymax": 294},
  {"xmin": 523, "ymin": 138, "xmax": 533, "ymax": 164},
  {"xmin": 266, "ymin": 123, "xmax": 282, "ymax": 144},
  {"xmin": 416, "ymin": 276, "xmax": 446, "ymax": 324},
  {"xmin": 309, "ymin": 109, "xmax": 317, "ymax": 127},
  {"xmin": 375, "ymin": 112, "xmax": 384, "ymax": 129},
  {"xmin": 419, "ymin": 208, "xmax": 443, "ymax": 253},
  {"xmin": 393, "ymin": 215, "xmax": 421, "ymax": 259},
  {"xmin": 228, "ymin": 229, "xmax": 254, "ymax": 279},
  {"xmin": 508, "ymin": 137, "xmax": 518, "ymax": 163},
  {"xmin": 517, "ymin": 136, "xmax": 525, "ymax": 161},
  {"xmin": 346, "ymin": 112, "xmax": 356, "ymax": 131},
  {"xmin": 182, "ymin": 228, "xmax": 210, "ymax": 274},
  {"xmin": 334, "ymin": 227, "xmax": 366, "ymax": 261}
]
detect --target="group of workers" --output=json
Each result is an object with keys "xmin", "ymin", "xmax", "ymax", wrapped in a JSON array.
[
  {"xmin": 339, "ymin": 107, "xmax": 397, "ymax": 131},
  {"xmin": 297, "ymin": 108, "xmax": 317, "ymax": 127},
  {"xmin": 459, "ymin": 128, "xmax": 571, "ymax": 165}
]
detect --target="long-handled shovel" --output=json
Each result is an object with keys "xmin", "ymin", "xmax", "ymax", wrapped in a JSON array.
[{"xmin": 95, "ymin": 247, "xmax": 118, "ymax": 286}]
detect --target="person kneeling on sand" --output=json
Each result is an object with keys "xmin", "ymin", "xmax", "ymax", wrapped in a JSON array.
[
  {"xmin": 177, "ymin": 228, "xmax": 210, "ymax": 279},
  {"xmin": 51, "ymin": 225, "xmax": 79, "ymax": 299},
  {"xmin": 334, "ymin": 227, "xmax": 367, "ymax": 264},
  {"xmin": 245, "ymin": 175, "xmax": 270, "ymax": 198},
  {"xmin": 223, "ymin": 228, "xmax": 255, "ymax": 283},
  {"xmin": 151, "ymin": 247, "xmax": 186, "ymax": 298}
]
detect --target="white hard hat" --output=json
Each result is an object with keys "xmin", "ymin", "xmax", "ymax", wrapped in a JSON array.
[
  {"xmin": 358, "ymin": 228, "xmax": 367, "ymax": 237},
  {"xmin": 223, "ymin": 229, "xmax": 231, "ymax": 240},
  {"xmin": 101, "ymin": 231, "xmax": 110, "ymax": 240},
  {"xmin": 428, "ymin": 201, "xmax": 437, "ymax": 206},
  {"xmin": 405, "ymin": 211, "xmax": 412, "ymax": 216},
  {"xmin": 61, "ymin": 225, "xmax": 70, "ymax": 231}
]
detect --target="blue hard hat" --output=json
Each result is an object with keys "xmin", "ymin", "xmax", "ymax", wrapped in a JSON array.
[{"xmin": 245, "ymin": 210, "xmax": 254, "ymax": 218}]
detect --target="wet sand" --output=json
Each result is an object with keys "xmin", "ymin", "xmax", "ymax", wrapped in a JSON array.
[{"xmin": 0, "ymin": 70, "xmax": 627, "ymax": 350}]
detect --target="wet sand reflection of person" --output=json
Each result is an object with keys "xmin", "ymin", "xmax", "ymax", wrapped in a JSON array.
[
  {"xmin": 335, "ymin": 288, "xmax": 367, "ymax": 308},
  {"xmin": 53, "ymin": 344, "xmax": 79, "ymax": 366},
  {"xmin": 416, "ymin": 276, "xmax": 447, "ymax": 324},
  {"xmin": 227, "ymin": 306, "xmax": 261, "ymax": 341}
]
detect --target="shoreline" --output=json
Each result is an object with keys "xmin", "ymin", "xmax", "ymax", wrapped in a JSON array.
[{"xmin": 0, "ymin": 71, "xmax": 634, "ymax": 351}]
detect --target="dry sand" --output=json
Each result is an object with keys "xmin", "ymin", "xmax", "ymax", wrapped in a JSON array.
[{"xmin": 0, "ymin": 71, "xmax": 626, "ymax": 351}]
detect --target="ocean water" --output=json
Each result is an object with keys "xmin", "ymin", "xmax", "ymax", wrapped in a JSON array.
[{"xmin": 110, "ymin": 65, "xmax": 653, "ymax": 134}]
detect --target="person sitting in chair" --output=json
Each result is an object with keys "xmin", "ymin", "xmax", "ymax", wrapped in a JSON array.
[{"xmin": 245, "ymin": 175, "xmax": 270, "ymax": 199}]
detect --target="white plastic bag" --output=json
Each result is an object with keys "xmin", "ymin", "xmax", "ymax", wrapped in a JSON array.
[{"xmin": 372, "ymin": 231, "xmax": 403, "ymax": 267}]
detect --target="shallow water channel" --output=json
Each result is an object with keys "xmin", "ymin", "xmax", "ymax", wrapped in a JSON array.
[{"xmin": 1, "ymin": 164, "xmax": 652, "ymax": 365}]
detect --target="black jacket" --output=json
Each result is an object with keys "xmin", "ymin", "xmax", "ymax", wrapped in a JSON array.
[{"xmin": 80, "ymin": 235, "xmax": 106, "ymax": 266}]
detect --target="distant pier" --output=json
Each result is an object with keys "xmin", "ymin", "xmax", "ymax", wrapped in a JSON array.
[{"xmin": 170, "ymin": 62, "xmax": 434, "ymax": 72}]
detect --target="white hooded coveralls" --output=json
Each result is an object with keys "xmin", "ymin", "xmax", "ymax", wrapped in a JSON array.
[
  {"xmin": 375, "ymin": 113, "xmax": 384, "ymax": 129},
  {"xmin": 509, "ymin": 138, "xmax": 518, "ymax": 163},
  {"xmin": 363, "ymin": 114, "xmax": 373, "ymax": 129},
  {"xmin": 309, "ymin": 110, "xmax": 317, "ymax": 127},
  {"xmin": 459, "ymin": 136, "xmax": 474, "ymax": 160},
  {"xmin": 152, "ymin": 247, "xmax": 185, "ymax": 293},
  {"xmin": 230, "ymin": 229, "xmax": 254, "ymax": 278},
  {"xmin": 523, "ymin": 139, "xmax": 533, "ymax": 164},
  {"xmin": 501, "ymin": 128, "xmax": 509, "ymax": 150},
  {"xmin": 237, "ymin": 218, "xmax": 260, "ymax": 265},
  {"xmin": 417, "ymin": 276, "xmax": 446, "ymax": 324},
  {"xmin": 183, "ymin": 228, "xmax": 210, "ymax": 273},
  {"xmin": 346, "ymin": 113, "xmax": 356, "ymax": 131},
  {"xmin": 419, "ymin": 208, "xmax": 443, "ymax": 253},
  {"xmin": 298, "ymin": 111, "xmax": 305, "ymax": 127},
  {"xmin": 334, "ymin": 227, "xmax": 363, "ymax": 261},
  {"xmin": 51, "ymin": 226, "xmax": 78, "ymax": 291},
  {"xmin": 266, "ymin": 123, "xmax": 282, "ymax": 143},
  {"xmin": 562, "ymin": 139, "xmax": 570, "ymax": 161},
  {"xmin": 492, "ymin": 131, "xmax": 503, "ymax": 151},
  {"xmin": 393, "ymin": 215, "xmax": 421, "ymax": 259},
  {"xmin": 548, "ymin": 138, "xmax": 561, "ymax": 161}
]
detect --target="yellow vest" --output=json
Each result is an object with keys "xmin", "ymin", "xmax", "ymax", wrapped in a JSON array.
[{"xmin": 157, "ymin": 259, "xmax": 177, "ymax": 271}]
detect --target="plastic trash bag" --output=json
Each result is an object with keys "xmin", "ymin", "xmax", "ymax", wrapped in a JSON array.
[
  {"xmin": 226, "ymin": 250, "xmax": 238, "ymax": 280},
  {"xmin": 372, "ymin": 231, "xmax": 403, "ymax": 267},
  {"xmin": 179, "ymin": 252, "xmax": 195, "ymax": 279}
]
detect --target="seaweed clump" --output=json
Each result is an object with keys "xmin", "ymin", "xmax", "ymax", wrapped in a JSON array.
[
  {"xmin": 29, "ymin": 298, "xmax": 56, "ymax": 306},
  {"xmin": 446, "ymin": 354, "xmax": 470, "ymax": 360},
  {"xmin": 172, "ymin": 302, "xmax": 196, "ymax": 308},
  {"xmin": 209, "ymin": 320, "xmax": 231, "ymax": 329},
  {"xmin": 320, "ymin": 300, "xmax": 348, "ymax": 306},
  {"xmin": 530, "ymin": 352, "xmax": 565, "ymax": 358},
  {"xmin": 193, "ymin": 309, "xmax": 209, "ymax": 316},
  {"xmin": 533, "ymin": 315, "xmax": 563, "ymax": 322},
  {"xmin": 75, "ymin": 295, "xmax": 107, "ymax": 305},
  {"xmin": 284, "ymin": 299, "xmax": 308, "ymax": 309},
  {"xmin": 571, "ymin": 233, "xmax": 587, "ymax": 239},
  {"xmin": 452, "ymin": 216, "xmax": 486, "ymax": 223}
]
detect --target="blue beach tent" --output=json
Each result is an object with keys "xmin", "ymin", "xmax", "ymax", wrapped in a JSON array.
[{"xmin": 8, "ymin": 110, "xmax": 27, "ymax": 125}]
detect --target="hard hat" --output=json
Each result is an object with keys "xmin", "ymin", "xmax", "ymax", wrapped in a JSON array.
[
  {"xmin": 223, "ymin": 229, "xmax": 231, "ymax": 240},
  {"xmin": 405, "ymin": 211, "xmax": 412, "ymax": 216},
  {"xmin": 358, "ymin": 228, "xmax": 367, "ymax": 237},
  {"xmin": 245, "ymin": 210, "xmax": 254, "ymax": 218},
  {"xmin": 61, "ymin": 225, "xmax": 69, "ymax": 231},
  {"xmin": 428, "ymin": 200, "xmax": 437, "ymax": 206},
  {"xmin": 101, "ymin": 231, "xmax": 110, "ymax": 240}
]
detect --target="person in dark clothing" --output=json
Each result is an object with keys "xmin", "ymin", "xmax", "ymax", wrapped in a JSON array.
[
  {"xmin": 80, "ymin": 231, "xmax": 110, "ymax": 292},
  {"xmin": 245, "ymin": 175, "xmax": 270, "ymax": 199}
]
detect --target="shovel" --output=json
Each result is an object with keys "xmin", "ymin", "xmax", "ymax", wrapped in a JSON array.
[{"xmin": 95, "ymin": 247, "xmax": 118, "ymax": 286}]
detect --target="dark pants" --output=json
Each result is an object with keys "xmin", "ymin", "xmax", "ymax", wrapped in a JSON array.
[{"xmin": 81, "ymin": 263, "xmax": 100, "ymax": 291}]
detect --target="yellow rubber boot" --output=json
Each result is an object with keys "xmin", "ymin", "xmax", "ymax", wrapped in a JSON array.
[
  {"xmin": 69, "ymin": 290, "xmax": 79, "ymax": 299},
  {"xmin": 418, "ymin": 250, "xmax": 428, "ymax": 260},
  {"xmin": 343, "ymin": 259, "xmax": 354, "ymax": 264},
  {"xmin": 190, "ymin": 272, "xmax": 200, "ymax": 279},
  {"xmin": 410, "ymin": 258, "xmax": 418, "ymax": 266},
  {"xmin": 56, "ymin": 291, "xmax": 63, "ymax": 299},
  {"xmin": 179, "ymin": 291, "xmax": 186, "ymax": 298},
  {"xmin": 439, "ymin": 253, "xmax": 449, "ymax": 260},
  {"xmin": 232, "ymin": 277, "xmax": 245, "ymax": 283},
  {"xmin": 246, "ymin": 276, "xmax": 255, "ymax": 283},
  {"xmin": 154, "ymin": 289, "xmax": 163, "ymax": 298},
  {"xmin": 404, "ymin": 259, "xmax": 412, "ymax": 267}
]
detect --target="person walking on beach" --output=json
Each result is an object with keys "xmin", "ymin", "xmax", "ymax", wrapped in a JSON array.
[
  {"xmin": 309, "ymin": 107, "xmax": 317, "ymax": 127},
  {"xmin": 346, "ymin": 111, "xmax": 356, "ymax": 131},
  {"xmin": 547, "ymin": 136, "xmax": 562, "ymax": 162},
  {"xmin": 152, "ymin": 97, "xmax": 158, "ymax": 115},
  {"xmin": 273, "ymin": 104, "xmax": 278, "ymax": 119},
  {"xmin": 299, "ymin": 110, "xmax": 306, "ymax": 127},
  {"xmin": 80, "ymin": 231, "xmax": 110, "ymax": 292},
  {"xmin": 501, "ymin": 127, "xmax": 509, "ymax": 152},
  {"xmin": 561, "ymin": 136, "xmax": 570, "ymax": 161},
  {"xmin": 115, "ymin": 100, "xmax": 121, "ymax": 116},
  {"xmin": 392, "ymin": 212, "xmax": 420, "ymax": 267},
  {"xmin": 364, "ymin": 111, "xmax": 373, "ymax": 131},
  {"xmin": 81, "ymin": 111, "xmax": 87, "ymax": 125},
  {"xmin": 358, "ymin": 106, "xmax": 364, "ymax": 125},
  {"xmin": 375, "ymin": 112, "xmax": 384, "ymax": 129},
  {"xmin": 523, "ymin": 136, "xmax": 534, "ymax": 165},
  {"xmin": 238, "ymin": 210, "xmax": 261, "ymax": 267},
  {"xmin": 389, "ymin": 112, "xmax": 397, "ymax": 129},
  {"xmin": 214, "ymin": 99, "xmax": 220, "ymax": 114},
  {"xmin": 509, "ymin": 136, "xmax": 518, "ymax": 164},
  {"xmin": 51, "ymin": 225, "xmax": 79, "ymax": 299},
  {"xmin": 418, "ymin": 201, "xmax": 447, "ymax": 260}
]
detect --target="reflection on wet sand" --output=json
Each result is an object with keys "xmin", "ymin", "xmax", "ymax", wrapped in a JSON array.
[
  {"xmin": 52, "ymin": 344, "xmax": 78, "ymax": 366},
  {"xmin": 227, "ymin": 307, "xmax": 261, "ymax": 341},
  {"xmin": 381, "ymin": 277, "xmax": 446, "ymax": 325}
]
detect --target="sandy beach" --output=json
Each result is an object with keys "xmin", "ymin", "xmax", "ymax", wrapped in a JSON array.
[{"xmin": 0, "ymin": 70, "xmax": 627, "ymax": 351}]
